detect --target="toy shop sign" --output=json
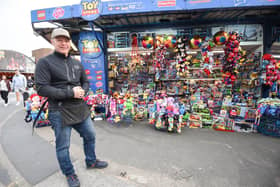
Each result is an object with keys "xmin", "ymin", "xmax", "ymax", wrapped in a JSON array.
[
  {"xmin": 81, "ymin": 0, "xmax": 102, "ymax": 21},
  {"xmin": 81, "ymin": 39, "xmax": 101, "ymax": 53},
  {"xmin": 33, "ymin": 6, "xmax": 72, "ymax": 22},
  {"xmin": 78, "ymin": 31, "xmax": 108, "ymax": 93}
]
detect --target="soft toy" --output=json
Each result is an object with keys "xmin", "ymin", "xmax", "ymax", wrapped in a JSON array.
[
  {"xmin": 29, "ymin": 94, "xmax": 45, "ymax": 121},
  {"xmin": 223, "ymin": 32, "xmax": 242, "ymax": 85},
  {"xmin": 123, "ymin": 93, "xmax": 134, "ymax": 121},
  {"xmin": 148, "ymin": 102, "xmax": 157, "ymax": 125},
  {"xmin": 166, "ymin": 97, "xmax": 175, "ymax": 132},
  {"xmin": 134, "ymin": 99, "xmax": 146, "ymax": 121},
  {"xmin": 107, "ymin": 93, "xmax": 119, "ymax": 123}
]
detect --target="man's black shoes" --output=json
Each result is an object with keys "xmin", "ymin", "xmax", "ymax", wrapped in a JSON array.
[
  {"xmin": 87, "ymin": 159, "xmax": 108, "ymax": 169},
  {"xmin": 66, "ymin": 174, "xmax": 80, "ymax": 187}
]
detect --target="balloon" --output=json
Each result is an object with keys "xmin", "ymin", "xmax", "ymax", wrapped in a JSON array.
[
  {"xmin": 189, "ymin": 36, "xmax": 202, "ymax": 49},
  {"xmin": 213, "ymin": 31, "xmax": 229, "ymax": 45},
  {"xmin": 142, "ymin": 35, "xmax": 154, "ymax": 49}
]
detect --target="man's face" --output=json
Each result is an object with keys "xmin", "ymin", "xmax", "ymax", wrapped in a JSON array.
[
  {"xmin": 51, "ymin": 36, "xmax": 71, "ymax": 56},
  {"xmin": 15, "ymin": 70, "xmax": 19, "ymax": 75}
]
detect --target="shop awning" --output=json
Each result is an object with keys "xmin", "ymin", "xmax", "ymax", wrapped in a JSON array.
[{"xmin": 31, "ymin": 2, "xmax": 280, "ymax": 55}]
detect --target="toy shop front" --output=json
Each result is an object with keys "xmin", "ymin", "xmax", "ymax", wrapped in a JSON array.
[{"xmin": 31, "ymin": 0, "xmax": 280, "ymax": 136}]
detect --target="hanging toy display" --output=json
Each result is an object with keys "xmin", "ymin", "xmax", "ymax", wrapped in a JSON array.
[
  {"xmin": 189, "ymin": 35, "xmax": 202, "ymax": 49},
  {"xmin": 200, "ymin": 37, "xmax": 216, "ymax": 55},
  {"xmin": 153, "ymin": 45, "xmax": 167, "ymax": 81},
  {"xmin": 175, "ymin": 37, "xmax": 190, "ymax": 78},
  {"xmin": 223, "ymin": 31, "xmax": 241, "ymax": 85},
  {"xmin": 202, "ymin": 56, "xmax": 213, "ymax": 77},
  {"xmin": 155, "ymin": 35, "xmax": 164, "ymax": 48},
  {"xmin": 130, "ymin": 33, "xmax": 143, "ymax": 73},
  {"xmin": 213, "ymin": 31, "xmax": 229, "ymax": 46},
  {"xmin": 142, "ymin": 35, "xmax": 154, "ymax": 49},
  {"xmin": 261, "ymin": 54, "xmax": 280, "ymax": 88},
  {"xmin": 163, "ymin": 35, "xmax": 177, "ymax": 49}
]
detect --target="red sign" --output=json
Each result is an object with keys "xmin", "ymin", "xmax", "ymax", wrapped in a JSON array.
[
  {"xmin": 158, "ymin": 0, "xmax": 176, "ymax": 7},
  {"xmin": 85, "ymin": 69, "xmax": 91, "ymax": 75},
  {"xmin": 37, "ymin": 10, "xmax": 46, "ymax": 20},
  {"xmin": 82, "ymin": 48, "xmax": 101, "ymax": 53},
  {"xmin": 96, "ymin": 74, "xmax": 102, "ymax": 80}
]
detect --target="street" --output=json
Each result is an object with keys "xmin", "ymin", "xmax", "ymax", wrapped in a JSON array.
[{"xmin": 0, "ymin": 93, "xmax": 280, "ymax": 187}]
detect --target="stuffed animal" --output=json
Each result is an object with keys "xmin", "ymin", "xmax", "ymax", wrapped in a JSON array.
[{"xmin": 29, "ymin": 94, "xmax": 46, "ymax": 121}]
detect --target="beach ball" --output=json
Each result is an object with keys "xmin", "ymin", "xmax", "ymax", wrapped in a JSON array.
[
  {"xmin": 163, "ymin": 35, "xmax": 177, "ymax": 48},
  {"xmin": 142, "ymin": 35, "xmax": 154, "ymax": 49},
  {"xmin": 189, "ymin": 36, "xmax": 202, "ymax": 49},
  {"xmin": 213, "ymin": 31, "xmax": 229, "ymax": 45}
]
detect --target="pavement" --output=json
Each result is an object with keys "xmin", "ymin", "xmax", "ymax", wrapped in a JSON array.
[{"xmin": 0, "ymin": 93, "xmax": 280, "ymax": 187}]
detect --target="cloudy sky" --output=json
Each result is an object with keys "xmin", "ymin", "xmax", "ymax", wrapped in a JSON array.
[{"xmin": 0, "ymin": 0, "xmax": 80, "ymax": 57}]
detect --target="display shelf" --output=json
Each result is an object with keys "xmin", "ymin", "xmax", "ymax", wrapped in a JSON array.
[
  {"xmin": 187, "ymin": 66, "xmax": 223, "ymax": 70},
  {"xmin": 159, "ymin": 78, "xmax": 223, "ymax": 81},
  {"xmin": 108, "ymin": 47, "xmax": 154, "ymax": 53}
]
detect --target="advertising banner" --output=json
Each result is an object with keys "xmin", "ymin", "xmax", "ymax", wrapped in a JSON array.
[
  {"xmin": 152, "ymin": 0, "xmax": 185, "ymax": 10},
  {"xmin": 31, "ymin": 6, "xmax": 72, "ymax": 22},
  {"xmin": 78, "ymin": 31, "xmax": 107, "ymax": 94},
  {"xmin": 31, "ymin": 0, "xmax": 280, "ymax": 23},
  {"xmin": 101, "ymin": 0, "xmax": 153, "ymax": 15}
]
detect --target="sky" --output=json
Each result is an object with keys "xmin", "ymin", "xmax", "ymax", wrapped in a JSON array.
[{"xmin": 0, "ymin": 0, "xmax": 80, "ymax": 57}]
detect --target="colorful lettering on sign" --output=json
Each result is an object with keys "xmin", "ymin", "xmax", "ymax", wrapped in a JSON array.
[
  {"xmin": 96, "ymin": 74, "xmax": 102, "ymax": 80},
  {"xmin": 96, "ymin": 81, "xmax": 103, "ymax": 87},
  {"xmin": 82, "ymin": 40, "xmax": 101, "ymax": 53},
  {"xmin": 85, "ymin": 69, "xmax": 91, "ymax": 75},
  {"xmin": 37, "ymin": 10, "xmax": 46, "ymax": 20},
  {"xmin": 158, "ymin": 0, "xmax": 176, "ymax": 7},
  {"xmin": 95, "ymin": 70, "xmax": 103, "ymax": 74},
  {"xmin": 53, "ymin": 8, "xmax": 65, "ymax": 19},
  {"xmin": 82, "ymin": 0, "xmax": 99, "ymax": 16}
]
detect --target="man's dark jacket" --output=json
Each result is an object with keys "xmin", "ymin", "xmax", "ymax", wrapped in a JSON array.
[{"xmin": 35, "ymin": 51, "xmax": 89, "ymax": 110}]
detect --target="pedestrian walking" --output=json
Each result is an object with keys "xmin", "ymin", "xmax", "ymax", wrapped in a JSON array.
[
  {"xmin": 12, "ymin": 69, "xmax": 27, "ymax": 105},
  {"xmin": 35, "ymin": 28, "xmax": 108, "ymax": 187},
  {"xmin": 0, "ymin": 75, "xmax": 11, "ymax": 106}
]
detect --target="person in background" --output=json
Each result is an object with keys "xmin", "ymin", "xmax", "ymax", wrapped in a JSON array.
[
  {"xmin": 27, "ymin": 76, "xmax": 34, "ymax": 91},
  {"xmin": 12, "ymin": 69, "xmax": 27, "ymax": 105},
  {"xmin": 35, "ymin": 28, "xmax": 108, "ymax": 187},
  {"xmin": 0, "ymin": 75, "xmax": 11, "ymax": 107}
]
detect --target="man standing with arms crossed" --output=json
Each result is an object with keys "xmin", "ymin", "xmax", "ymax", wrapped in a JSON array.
[{"xmin": 35, "ymin": 28, "xmax": 108, "ymax": 187}]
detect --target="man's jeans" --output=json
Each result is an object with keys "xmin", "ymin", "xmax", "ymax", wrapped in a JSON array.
[{"xmin": 48, "ymin": 111, "xmax": 96, "ymax": 176}]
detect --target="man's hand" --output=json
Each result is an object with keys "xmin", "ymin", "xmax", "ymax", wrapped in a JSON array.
[{"xmin": 73, "ymin": 86, "xmax": 85, "ymax": 99}]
